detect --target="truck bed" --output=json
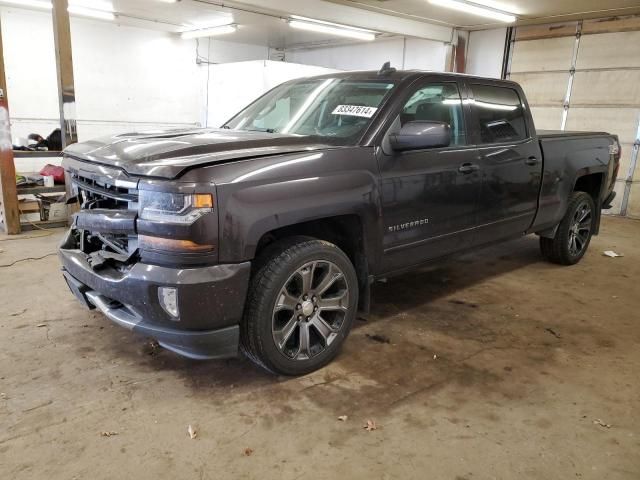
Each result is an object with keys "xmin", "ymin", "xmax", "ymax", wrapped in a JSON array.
[
  {"xmin": 533, "ymin": 129, "xmax": 618, "ymax": 234},
  {"xmin": 537, "ymin": 130, "xmax": 610, "ymax": 139}
]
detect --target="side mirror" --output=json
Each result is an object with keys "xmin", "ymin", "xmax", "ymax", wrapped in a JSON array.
[{"xmin": 389, "ymin": 121, "xmax": 451, "ymax": 151}]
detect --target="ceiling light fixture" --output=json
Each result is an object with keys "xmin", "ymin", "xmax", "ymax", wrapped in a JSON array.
[
  {"xmin": 0, "ymin": 0, "xmax": 115, "ymax": 20},
  {"xmin": 0, "ymin": 0, "xmax": 52, "ymax": 9},
  {"xmin": 428, "ymin": 0, "xmax": 516, "ymax": 23},
  {"xmin": 288, "ymin": 16, "xmax": 376, "ymax": 41},
  {"xmin": 182, "ymin": 15, "xmax": 235, "ymax": 30},
  {"xmin": 181, "ymin": 24, "xmax": 237, "ymax": 39}
]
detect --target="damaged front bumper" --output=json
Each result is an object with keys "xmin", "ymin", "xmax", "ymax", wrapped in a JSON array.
[{"xmin": 59, "ymin": 229, "xmax": 251, "ymax": 360}]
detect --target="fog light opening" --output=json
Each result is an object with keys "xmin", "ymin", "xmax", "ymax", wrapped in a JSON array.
[{"xmin": 158, "ymin": 287, "xmax": 179, "ymax": 320}]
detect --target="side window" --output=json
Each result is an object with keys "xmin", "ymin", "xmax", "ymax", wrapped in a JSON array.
[
  {"xmin": 470, "ymin": 85, "xmax": 527, "ymax": 143},
  {"xmin": 400, "ymin": 83, "xmax": 466, "ymax": 146}
]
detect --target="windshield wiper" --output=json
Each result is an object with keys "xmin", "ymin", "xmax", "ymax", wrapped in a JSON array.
[{"xmin": 244, "ymin": 128, "xmax": 277, "ymax": 133}]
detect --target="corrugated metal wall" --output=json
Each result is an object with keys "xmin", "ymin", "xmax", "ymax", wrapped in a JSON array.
[{"xmin": 506, "ymin": 17, "xmax": 640, "ymax": 218}]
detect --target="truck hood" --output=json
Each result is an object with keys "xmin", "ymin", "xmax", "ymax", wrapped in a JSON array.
[{"xmin": 63, "ymin": 128, "xmax": 334, "ymax": 179}]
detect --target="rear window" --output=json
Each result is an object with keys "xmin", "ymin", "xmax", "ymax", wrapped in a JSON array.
[{"xmin": 470, "ymin": 85, "xmax": 528, "ymax": 144}]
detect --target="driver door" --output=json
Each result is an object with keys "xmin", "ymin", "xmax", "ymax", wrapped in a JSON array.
[{"xmin": 377, "ymin": 80, "xmax": 482, "ymax": 273}]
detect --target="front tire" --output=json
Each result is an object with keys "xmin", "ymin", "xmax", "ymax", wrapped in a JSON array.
[
  {"xmin": 241, "ymin": 238, "xmax": 358, "ymax": 375},
  {"xmin": 540, "ymin": 191, "xmax": 596, "ymax": 265}
]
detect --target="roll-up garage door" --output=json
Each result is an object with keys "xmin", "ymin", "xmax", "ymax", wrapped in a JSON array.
[{"xmin": 506, "ymin": 17, "xmax": 640, "ymax": 218}]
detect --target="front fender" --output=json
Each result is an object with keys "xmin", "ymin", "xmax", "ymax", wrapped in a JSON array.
[{"xmin": 209, "ymin": 148, "xmax": 381, "ymax": 263}]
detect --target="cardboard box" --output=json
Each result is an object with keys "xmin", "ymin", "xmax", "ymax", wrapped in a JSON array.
[{"xmin": 48, "ymin": 202, "xmax": 68, "ymax": 221}]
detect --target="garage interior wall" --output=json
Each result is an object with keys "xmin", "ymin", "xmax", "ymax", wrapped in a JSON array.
[
  {"xmin": 284, "ymin": 37, "xmax": 448, "ymax": 71},
  {"xmin": 205, "ymin": 60, "xmax": 338, "ymax": 128},
  {"xmin": 466, "ymin": 28, "xmax": 506, "ymax": 78},
  {"xmin": 1, "ymin": 7, "xmax": 206, "ymax": 146},
  {"xmin": 506, "ymin": 17, "xmax": 640, "ymax": 218}
]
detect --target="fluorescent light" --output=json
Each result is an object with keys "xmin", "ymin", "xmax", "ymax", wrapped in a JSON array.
[
  {"xmin": 181, "ymin": 24, "xmax": 237, "ymax": 39},
  {"xmin": 0, "ymin": 0, "xmax": 116, "ymax": 19},
  {"xmin": 0, "ymin": 0, "xmax": 51, "ymax": 9},
  {"xmin": 182, "ymin": 15, "xmax": 234, "ymax": 30},
  {"xmin": 288, "ymin": 18, "xmax": 376, "ymax": 41},
  {"xmin": 68, "ymin": 5, "xmax": 114, "ymax": 19},
  {"xmin": 428, "ymin": 0, "xmax": 516, "ymax": 23}
]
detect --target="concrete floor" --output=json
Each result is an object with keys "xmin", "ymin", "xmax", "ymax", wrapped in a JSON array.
[{"xmin": 0, "ymin": 216, "xmax": 638, "ymax": 480}]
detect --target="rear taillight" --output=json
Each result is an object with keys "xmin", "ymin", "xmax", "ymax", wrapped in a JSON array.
[{"xmin": 610, "ymin": 141, "xmax": 621, "ymax": 182}]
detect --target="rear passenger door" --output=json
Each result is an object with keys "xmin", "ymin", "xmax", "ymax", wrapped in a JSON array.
[{"xmin": 465, "ymin": 82, "xmax": 543, "ymax": 244}]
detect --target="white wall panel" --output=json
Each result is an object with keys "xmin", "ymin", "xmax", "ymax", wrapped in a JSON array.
[
  {"xmin": 509, "ymin": 72, "xmax": 567, "ymax": 106},
  {"xmin": 71, "ymin": 19, "xmax": 203, "ymax": 126},
  {"xmin": 576, "ymin": 31, "xmax": 640, "ymax": 69},
  {"xmin": 206, "ymin": 60, "xmax": 338, "ymax": 128},
  {"xmin": 626, "ymin": 182, "xmax": 640, "ymax": 218},
  {"xmin": 285, "ymin": 37, "xmax": 447, "ymax": 72},
  {"xmin": 403, "ymin": 38, "xmax": 448, "ymax": 71},
  {"xmin": 529, "ymin": 107, "xmax": 563, "ymax": 131},
  {"xmin": 201, "ymin": 38, "xmax": 270, "ymax": 64},
  {"xmin": 603, "ymin": 179, "xmax": 627, "ymax": 215},
  {"xmin": 1, "ymin": 6, "xmax": 204, "ymax": 143},
  {"xmin": 510, "ymin": 37, "xmax": 575, "ymax": 73},
  {"xmin": 0, "ymin": 8, "xmax": 59, "ymax": 140},
  {"xmin": 466, "ymin": 28, "xmax": 506, "ymax": 78},
  {"xmin": 617, "ymin": 143, "xmax": 637, "ymax": 182},
  {"xmin": 566, "ymin": 108, "xmax": 640, "ymax": 145},
  {"xmin": 571, "ymin": 71, "xmax": 640, "ymax": 107}
]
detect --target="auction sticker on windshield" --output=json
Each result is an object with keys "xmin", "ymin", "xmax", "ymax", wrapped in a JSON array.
[{"xmin": 332, "ymin": 105, "xmax": 378, "ymax": 118}]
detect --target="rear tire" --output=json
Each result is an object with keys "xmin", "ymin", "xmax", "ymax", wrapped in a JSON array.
[
  {"xmin": 540, "ymin": 191, "xmax": 596, "ymax": 265},
  {"xmin": 241, "ymin": 238, "xmax": 358, "ymax": 375}
]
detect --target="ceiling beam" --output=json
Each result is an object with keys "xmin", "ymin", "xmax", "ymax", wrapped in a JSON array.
[{"xmin": 218, "ymin": 0, "xmax": 453, "ymax": 43}]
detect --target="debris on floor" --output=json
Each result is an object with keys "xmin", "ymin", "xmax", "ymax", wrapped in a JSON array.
[
  {"xmin": 365, "ymin": 333, "xmax": 390, "ymax": 344},
  {"xmin": 243, "ymin": 447, "xmax": 254, "ymax": 456},
  {"xmin": 545, "ymin": 327, "xmax": 562, "ymax": 339},
  {"xmin": 100, "ymin": 431, "xmax": 119, "ymax": 437},
  {"xmin": 187, "ymin": 424, "xmax": 197, "ymax": 439},
  {"xmin": 603, "ymin": 250, "xmax": 623, "ymax": 258},
  {"xmin": 449, "ymin": 299, "xmax": 479, "ymax": 308},
  {"xmin": 36, "ymin": 323, "xmax": 47, "ymax": 328},
  {"xmin": 364, "ymin": 420, "xmax": 377, "ymax": 431},
  {"xmin": 593, "ymin": 419, "xmax": 612, "ymax": 428},
  {"xmin": 338, "ymin": 415, "xmax": 348, "ymax": 422},
  {"xmin": 141, "ymin": 339, "xmax": 161, "ymax": 356}
]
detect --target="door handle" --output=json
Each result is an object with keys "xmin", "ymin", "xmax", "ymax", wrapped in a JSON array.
[
  {"xmin": 458, "ymin": 163, "xmax": 480, "ymax": 174},
  {"xmin": 525, "ymin": 156, "xmax": 539, "ymax": 166}
]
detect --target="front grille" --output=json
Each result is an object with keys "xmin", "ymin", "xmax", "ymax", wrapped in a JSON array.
[
  {"xmin": 72, "ymin": 173, "xmax": 139, "ymax": 207},
  {"xmin": 70, "ymin": 171, "xmax": 139, "ymax": 258}
]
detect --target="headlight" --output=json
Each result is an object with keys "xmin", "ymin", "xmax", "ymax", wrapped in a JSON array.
[{"xmin": 139, "ymin": 191, "xmax": 213, "ymax": 224}]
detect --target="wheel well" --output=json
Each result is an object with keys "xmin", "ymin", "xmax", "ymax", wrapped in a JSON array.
[
  {"xmin": 574, "ymin": 172, "xmax": 604, "ymax": 235},
  {"xmin": 254, "ymin": 215, "xmax": 369, "ymax": 311},
  {"xmin": 574, "ymin": 173, "xmax": 603, "ymax": 203}
]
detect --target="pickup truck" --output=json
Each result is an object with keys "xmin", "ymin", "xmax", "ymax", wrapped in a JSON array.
[{"xmin": 59, "ymin": 65, "xmax": 621, "ymax": 375}]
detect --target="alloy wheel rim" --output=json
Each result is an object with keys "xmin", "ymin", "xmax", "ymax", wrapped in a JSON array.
[
  {"xmin": 271, "ymin": 260, "xmax": 349, "ymax": 361},
  {"xmin": 568, "ymin": 201, "xmax": 592, "ymax": 256}
]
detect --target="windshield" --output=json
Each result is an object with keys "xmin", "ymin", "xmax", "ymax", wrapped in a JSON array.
[{"xmin": 223, "ymin": 78, "xmax": 396, "ymax": 144}]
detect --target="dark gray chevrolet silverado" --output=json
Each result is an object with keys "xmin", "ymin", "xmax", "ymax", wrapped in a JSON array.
[{"xmin": 59, "ymin": 67, "xmax": 621, "ymax": 375}]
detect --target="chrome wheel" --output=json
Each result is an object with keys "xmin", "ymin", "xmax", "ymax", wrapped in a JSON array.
[
  {"xmin": 568, "ymin": 200, "xmax": 592, "ymax": 256},
  {"xmin": 271, "ymin": 260, "xmax": 349, "ymax": 361}
]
